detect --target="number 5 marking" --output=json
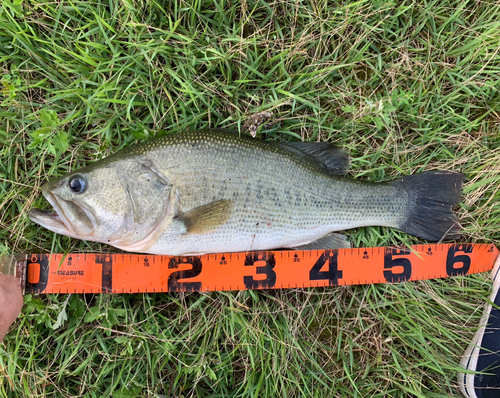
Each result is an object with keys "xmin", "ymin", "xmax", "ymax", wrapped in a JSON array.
[{"xmin": 384, "ymin": 247, "xmax": 412, "ymax": 282}]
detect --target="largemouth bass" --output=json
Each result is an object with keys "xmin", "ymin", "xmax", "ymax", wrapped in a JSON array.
[{"xmin": 29, "ymin": 129, "xmax": 464, "ymax": 255}]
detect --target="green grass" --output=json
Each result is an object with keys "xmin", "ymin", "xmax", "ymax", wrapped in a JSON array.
[{"xmin": 1, "ymin": 0, "xmax": 500, "ymax": 396}]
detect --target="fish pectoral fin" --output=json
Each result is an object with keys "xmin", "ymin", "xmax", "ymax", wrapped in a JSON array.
[
  {"xmin": 277, "ymin": 142, "xmax": 350, "ymax": 175},
  {"xmin": 293, "ymin": 233, "xmax": 351, "ymax": 250},
  {"xmin": 176, "ymin": 199, "xmax": 233, "ymax": 234}
]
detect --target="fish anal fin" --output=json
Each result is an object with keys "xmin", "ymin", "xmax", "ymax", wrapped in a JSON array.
[
  {"xmin": 278, "ymin": 142, "xmax": 350, "ymax": 175},
  {"xmin": 293, "ymin": 233, "xmax": 351, "ymax": 250},
  {"xmin": 177, "ymin": 199, "xmax": 233, "ymax": 234}
]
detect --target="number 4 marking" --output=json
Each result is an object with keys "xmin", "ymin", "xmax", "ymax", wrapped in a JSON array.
[{"xmin": 309, "ymin": 250, "xmax": 343, "ymax": 285}]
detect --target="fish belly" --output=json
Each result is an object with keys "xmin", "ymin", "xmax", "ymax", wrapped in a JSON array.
[{"xmin": 147, "ymin": 177, "xmax": 407, "ymax": 255}]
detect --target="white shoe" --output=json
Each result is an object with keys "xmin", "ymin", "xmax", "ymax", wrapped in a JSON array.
[{"xmin": 458, "ymin": 254, "xmax": 500, "ymax": 397}]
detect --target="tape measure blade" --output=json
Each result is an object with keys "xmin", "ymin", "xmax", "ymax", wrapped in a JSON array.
[{"xmin": 22, "ymin": 243, "xmax": 499, "ymax": 294}]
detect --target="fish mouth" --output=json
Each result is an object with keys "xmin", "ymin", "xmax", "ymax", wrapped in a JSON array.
[
  {"xmin": 28, "ymin": 208, "xmax": 74, "ymax": 236},
  {"xmin": 29, "ymin": 185, "xmax": 94, "ymax": 238}
]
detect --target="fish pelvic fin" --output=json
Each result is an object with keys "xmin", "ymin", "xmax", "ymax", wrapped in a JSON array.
[
  {"xmin": 394, "ymin": 171, "xmax": 465, "ymax": 241},
  {"xmin": 293, "ymin": 233, "xmax": 351, "ymax": 250},
  {"xmin": 176, "ymin": 199, "xmax": 233, "ymax": 234}
]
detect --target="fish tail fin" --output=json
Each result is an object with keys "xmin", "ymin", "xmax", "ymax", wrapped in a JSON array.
[{"xmin": 393, "ymin": 171, "xmax": 465, "ymax": 241}]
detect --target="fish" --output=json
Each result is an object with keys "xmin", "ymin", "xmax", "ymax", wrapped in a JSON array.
[{"xmin": 29, "ymin": 129, "xmax": 464, "ymax": 255}]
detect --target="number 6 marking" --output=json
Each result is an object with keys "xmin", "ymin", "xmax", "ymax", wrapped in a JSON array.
[{"xmin": 446, "ymin": 244, "xmax": 472, "ymax": 276}]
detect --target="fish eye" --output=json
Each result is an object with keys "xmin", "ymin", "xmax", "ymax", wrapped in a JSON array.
[{"xmin": 68, "ymin": 175, "xmax": 86, "ymax": 194}]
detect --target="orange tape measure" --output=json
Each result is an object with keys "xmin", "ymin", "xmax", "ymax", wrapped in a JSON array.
[{"xmin": 1, "ymin": 244, "xmax": 497, "ymax": 295}]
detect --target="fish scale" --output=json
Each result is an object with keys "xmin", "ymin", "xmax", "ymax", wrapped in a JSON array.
[{"xmin": 142, "ymin": 131, "xmax": 379, "ymax": 254}]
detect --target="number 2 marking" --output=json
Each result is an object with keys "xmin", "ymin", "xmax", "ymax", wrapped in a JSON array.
[{"xmin": 168, "ymin": 257, "xmax": 203, "ymax": 291}]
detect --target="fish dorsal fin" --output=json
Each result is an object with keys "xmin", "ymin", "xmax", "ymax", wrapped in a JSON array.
[
  {"xmin": 176, "ymin": 199, "xmax": 233, "ymax": 234},
  {"xmin": 293, "ymin": 233, "xmax": 351, "ymax": 250},
  {"xmin": 277, "ymin": 142, "xmax": 350, "ymax": 176}
]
